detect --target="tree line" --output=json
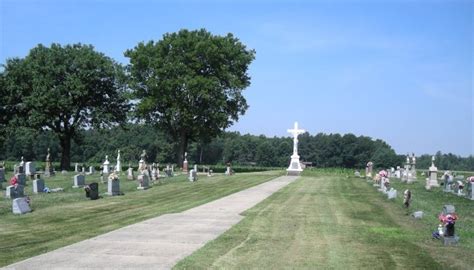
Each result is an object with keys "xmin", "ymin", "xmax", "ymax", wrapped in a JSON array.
[{"xmin": 1, "ymin": 124, "xmax": 472, "ymax": 171}]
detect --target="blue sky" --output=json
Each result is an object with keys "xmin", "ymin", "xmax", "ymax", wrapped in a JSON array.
[{"xmin": 1, "ymin": 0, "xmax": 472, "ymax": 156}]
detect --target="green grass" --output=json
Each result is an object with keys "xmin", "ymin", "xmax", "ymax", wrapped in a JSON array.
[
  {"xmin": 0, "ymin": 170, "xmax": 283, "ymax": 267},
  {"xmin": 174, "ymin": 170, "xmax": 473, "ymax": 270}
]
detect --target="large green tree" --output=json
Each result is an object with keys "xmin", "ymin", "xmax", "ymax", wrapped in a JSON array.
[
  {"xmin": 2, "ymin": 43, "xmax": 129, "ymax": 169},
  {"xmin": 125, "ymin": 29, "xmax": 256, "ymax": 166}
]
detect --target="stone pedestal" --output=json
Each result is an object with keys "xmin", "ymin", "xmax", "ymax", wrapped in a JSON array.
[
  {"xmin": 425, "ymin": 165, "xmax": 439, "ymax": 189},
  {"xmin": 107, "ymin": 179, "xmax": 120, "ymax": 196},
  {"xmin": 33, "ymin": 179, "xmax": 45, "ymax": 193},
  {"xmin": 12, "ymin": 197, "xmax": 31, "ymax": 214},
  {"xmin": 73, "ymin": 174, "xmax": 85, "ymax": 188},
  {"xmin": 137, "ymin": 174, "xmax": 150, "ymax": 190},
  {"xmin": 287, "ymin": 154, "xmax": 303, "ymax": 176}
]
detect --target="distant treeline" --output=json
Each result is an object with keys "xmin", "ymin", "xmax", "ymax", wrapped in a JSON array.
[{"xmin": 1, "ymin": 124, "xmax": 472, "ymax": 171}]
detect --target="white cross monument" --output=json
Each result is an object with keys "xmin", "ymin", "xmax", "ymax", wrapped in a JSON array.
[{"xmin": 287, "ymin": 121, "xmax": 305, "ymax": 176}]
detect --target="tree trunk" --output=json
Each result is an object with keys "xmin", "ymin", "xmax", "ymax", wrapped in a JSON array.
[
  {"xmin": 59, "ymin": 135, "xmax": 71, "ymax": 170},
  {"xmin": 177, "ymin": 132, "xmax": 188, "ymax": 167}
]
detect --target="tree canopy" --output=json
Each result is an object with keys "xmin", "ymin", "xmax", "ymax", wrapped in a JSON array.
[
  {"xmin": 1, "ymin": 43, "xmax": 129, "ymax": 169},
  {"xmin": 125, "ymin": 29, "xmax": 256, "ymax": 165}
]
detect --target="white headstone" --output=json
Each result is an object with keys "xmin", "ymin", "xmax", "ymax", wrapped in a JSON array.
[
  {"xmin": 74, "ymin": 163, "xmax": 79, "ymax": 173},
  {"xmin": 466, "ymin": 181, "xmax": 474, "ymax": 200},
  {"xmin": 103, "ymin": 156, "xmax": 110, "ymax": 174},
  {"xmin": 188, "ymin": 169, "xmax": 197, "ymax": 182},
  {"xmin": 387, "ymin": 188, "xmax": 397, "ymax": 199},
  {"xmin": 89, "ymin": 166, "xmax": 95, "ymax": 174},
  {"xmin": 73, "ymin": 174, "xmax": 85, "ymax": 188},
  {"xmin": 286, "ymin": 122, "xmax": 305, "ymax": 176},
  {"xmin": 25, "ymin": 162, "xmax": 36, "ymax": 176},
  {"xmin": 116, "ymin": 149, "xmax": 122, "ymax": 173},
  {"xmin": 127, "ymin": 167, "xmax": 134, "ymax": 180},
  {"xmin": 12, "ymin": 197, "xmax": 31, "ymax": 214}
]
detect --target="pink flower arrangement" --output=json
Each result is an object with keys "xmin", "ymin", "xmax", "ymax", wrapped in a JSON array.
[
  {"xmin": 439, "ymin": 213, "xmax": 458, "ymax": 225},
  {"xmin": 378, "ymin": 170, "xmax": 388, "ymax": 177},
  {"xmin": 10, "ymin": 176, "xmax": 18, "ymax": 186}
]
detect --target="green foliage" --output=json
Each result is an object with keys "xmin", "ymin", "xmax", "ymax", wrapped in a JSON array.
[
  {"xmin": 125, "ymin": 29, "xmax": 256, "ymax": 164},
  {"xmin": 1, "ymin": 43, "xmax": 129, "ymax": 169}
]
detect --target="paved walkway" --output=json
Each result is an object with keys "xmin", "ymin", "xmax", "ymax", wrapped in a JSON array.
[{"xmin": 3, "ymin": 175, "xmax": 298, "ymax": 270}]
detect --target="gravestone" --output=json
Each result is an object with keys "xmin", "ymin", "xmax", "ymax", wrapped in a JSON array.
[
  {"xmin": 207, "ymin": 169, "xmax": 213, "ymax": 177},
  {"xmin": 32, "ymin": 175, "xmax": 45, "ymax": 193},
  {"xmin": 16, "ymin": 173, "xmax": 26, "ymax": 186},
  {"xmin": 354, "ymin": 170, "xmax": 361, "ymax": 177},
  {"xmin": 453, "ymin": 181, "xmax": 464, "ymax": 196},
  {"xmin": 442, "ymin": 172, "xmax": 453, "ymax": 192},
  {"xmin": 74, "ymin": 163, "xmax": 79, "ymax": 173},
  {"xmin": 25, "ymin": 162, "xmax": 36, "ymax": 177},
  {"xmin": 127, "ymin": 167, "xmax": 134, "ymax": 180},
  {"xmin": 89, "ymin": 166, "xmax": 95, "ymax": 174},
  {"xmin": 286, "ymin": 122, "xmax": 305, "ymax": 176},
  {"xmin": 107, "ymin": 172, "xmax": 121, "ymax": 196},
  {"xmin": 394, "ymin": 166, "xmax": 401, "ymax": 179},
  {"xmin": 115, "ymin": 149, "xmax": 122, "ymax": 174},
  {"xmin": 188, "ymin": 169, "xmax": 197, "ymax": 182},
  {"xmin": 403, "ymin": 189, "xmax": 411, "ymax": 208},
  {"xmin": 425, "ymin": 156, "xmax": 439, "ymax": 189},
  {"xmin": 137, "ymin": 174, "xmax": 150, "ymax": 190},
  {"xmin": 44, "ymin": 148, "xmax": 55, "ymax": 177},
  {"xmin": 6, "ymin": 185, "xmax": 25, "ymax": 199},
  {"xmin": 73, "ymin": 174, "xmax": 85, "ymax": 188},
  {"xmin": 466, "ymin": 180, "xmax": 474, "ymax": 200},
  {"xmin": 12, "ymin": 197, "xmax": 31, "ymax": 214},
  {"xmin": 366, "ymin": 161, "xmax": 373, "ymax": 179},
  {"xmin": 387, "ymin": 188, "xmax": 397, "ymax": 199},
  {"xmin": 0, "ymin": 168, "xmax": 5, "ymax": 182},
  {"xmin": 183, "ymin": 152, "xmax": 188, "ymax": 173},
  {"xmin": 103, "ymin": 156, "xmax": 110, "ymax": 174}
]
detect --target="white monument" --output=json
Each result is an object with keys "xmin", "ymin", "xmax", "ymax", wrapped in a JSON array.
[
  {"xmin": 103, "ymin": 155, "xmax": 110, "ymax": 174},
  {"xmin": 286, "ymin": 122, "xmax": 305, "ymax": 176},
  {"xmin": 426, "ymin": 155, "xmax": 440, "ymax": 189},
  {"xmin": 116, "ymin": 149, "xmax": 122, "ymax": 174}
]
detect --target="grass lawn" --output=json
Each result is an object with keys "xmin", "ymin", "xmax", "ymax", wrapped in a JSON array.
[
  {"xmin": 0, "ymin": 170, "xmax": 282, "ymax": 267},
  {"xmin": 175, "ymin": 170, "xmax": 474, "ymax": 270}
]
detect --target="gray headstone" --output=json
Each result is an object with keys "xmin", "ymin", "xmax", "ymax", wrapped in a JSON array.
[
  {"xmin": 12, "ymin": 197, "xmax": 31, "ymax": 214},
  {"xmin": 387, "ymin": 188, "xmax": 397, "ymax": 199},
  {"xmin": 73, "ymin": 174, "xmax": 85, "ymax": 188},
  {"xmin": 442, "ymin": 205, "xmax": 455, "ymax": 215},
  {"xmin": 89, "ymin": 166, "xmax": 95, "ymax": 174},
  {"xmin": 33, "ymin": 179, "xmax": 45, "ymax": 193},
  {"xmin": 107, "ymin": 179, "xmax": 120, "ymax": 196},
  {"xmin": 188, "ymin": 169, "xmax": 197, "ymax": 182},
  {"xmin": 25, "ymin": 162, "xmax": 36, "ymax": 176},
  {"xmin": 466, "ymin": 182, "xmax": 474, "ymax": 200},
  {"xmin": 127, "ymin": 168, "xmax": 134, "ymax": 180},
  {"xmin": 6, "ymin": 185, "xmax": 25, "ymax": 199},
  {"xmin": 16, "ymin": 173, "xmax": 26, "ymax": 186},
  {"xmin": 0, "ymin": 168, "xmax": 5, "ymax": 182},
  {"xmin": 137, "ymin": 174, "xmax": 150, "ymax": 190}
]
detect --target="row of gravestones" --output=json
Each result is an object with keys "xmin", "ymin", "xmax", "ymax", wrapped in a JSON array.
[
  {"xmin": 362, "ymin": 160, "xmax": 474, "ymax": 201},
  {"xmin": 362, "ymin": 167, "xmax": 462, "ymax": 246}
]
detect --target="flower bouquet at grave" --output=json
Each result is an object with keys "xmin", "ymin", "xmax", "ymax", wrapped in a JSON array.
[
  {"xmin": 108, "ymin": 171, "xmax": 119, "ymax": 181},
  {"xmin": 433, "ymin": 213, "xmax": 458, "ymax": 239},
  {"xmin": 10, "ymin": 175, "xmax": 18, "ymax": 186}
]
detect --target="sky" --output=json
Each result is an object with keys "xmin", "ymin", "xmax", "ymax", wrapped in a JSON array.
[{"xmin": 1, "ymin": 0, "xmax": 473, "ymax": 156}]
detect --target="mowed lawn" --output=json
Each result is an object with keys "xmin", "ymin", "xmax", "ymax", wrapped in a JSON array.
[
  {"xmin": 0, "ymin": 170, "xmax": 282, "ymax": 267},
  {"xmin": 175, "ymin": 170, "xmax": 474, "ymax": 270}
]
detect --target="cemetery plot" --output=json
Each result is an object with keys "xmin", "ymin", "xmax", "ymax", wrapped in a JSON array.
[
  {"xmin": 0, "ymin": 170, "xmax": 281, "ymax": 267},
  {"xmin": 175, "ymin": 169, "xmax": 473, "ymax": 270}
]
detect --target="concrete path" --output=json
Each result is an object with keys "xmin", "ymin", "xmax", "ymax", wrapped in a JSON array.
[{"xmin": 3, "ymin": 175, "xmax": 298, "ymax": 270}]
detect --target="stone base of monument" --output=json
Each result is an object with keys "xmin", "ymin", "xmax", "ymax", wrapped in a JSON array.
[
  {"xmin": 441, "ymin": 235, "xmax": 459, "ymax": 246},
  {"xmin": 286, "ymin": 157, "xmax": 303, "ymax": 176}
]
